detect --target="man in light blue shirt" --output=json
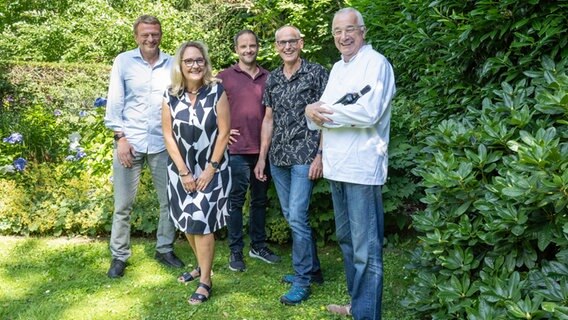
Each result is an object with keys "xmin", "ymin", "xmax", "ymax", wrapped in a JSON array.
[{"xmin": 104, "ymin": 15, "xmax": 184, "ymax": 278}]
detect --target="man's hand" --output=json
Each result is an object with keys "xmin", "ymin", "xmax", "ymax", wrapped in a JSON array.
[
  {"xmin": 305, "ymin": 101, "xmax": 333, "ymax": 126},
  {"xmin": 117, "ymin": 138, "xmax": 136, "ymax": 168},
  {"xmin": 228, "ymin": 129, "xmax": 240, "ymax": 145},
  {"xmin": 254, "ymin": 159, "xmax": 268, "ymax": 182},
  {"xmin": 309, "ymin": 153, "xmax": 323, "ymax": 180}
]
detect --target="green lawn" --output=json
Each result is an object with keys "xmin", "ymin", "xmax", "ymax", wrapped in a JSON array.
[{"xmin": 0, "ymin": 236, "xmax": 413, "ymax": 319}]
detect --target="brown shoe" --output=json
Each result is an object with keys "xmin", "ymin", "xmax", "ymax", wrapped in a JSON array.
[{"xmin": 326, "ymin": 303, "xmax": 352, "ymax": 316}]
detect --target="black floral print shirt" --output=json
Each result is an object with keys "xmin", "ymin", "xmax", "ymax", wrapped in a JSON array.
[{"xmin": 263, "ymin": 59, "xmax": 329, "ymax": 166}]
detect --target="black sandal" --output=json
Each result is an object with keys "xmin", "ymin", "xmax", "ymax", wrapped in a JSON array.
[
  {"xmin": 188, "ymin": 282, "xmax": 212, "ymax": 305},
  {"xmin": 178, "ymin": 267, "xmax": 200, "ymax": 284}
]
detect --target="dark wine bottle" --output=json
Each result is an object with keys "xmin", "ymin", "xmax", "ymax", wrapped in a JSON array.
[{"xmin": 334, "ymin": 85, "xmax": 371, "ymax": 105}]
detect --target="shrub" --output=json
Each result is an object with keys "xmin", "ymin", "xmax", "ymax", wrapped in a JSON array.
[{"xmin": 350, "ymin": 0, "xmax": 568, "ymax": 317}]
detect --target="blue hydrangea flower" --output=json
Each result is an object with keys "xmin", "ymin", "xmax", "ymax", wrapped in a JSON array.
[
  {"xmin": 3, "ymin": 132, "xmax": 23, "ymax": 144},
  {"xmin": 75, "ymin": 148, "xmax": 86, "ymax": 160},
  {"xmin": 65, "ymin": 155, "xmax": 76, "ymax": 161},
  {"xmin": 79, "ymin": 110, "xmax": 88, "ymax": 117},
  {"xmin": 54, "ymin": 109, "xmax": 62, "ymax": 116},
  {"xmin": 13, "ymin": 157, "xmax": 27, "ymax": 171},
  {"xmin": 94, "ymin": 97, "xmax": 107, "ymax": 107}
]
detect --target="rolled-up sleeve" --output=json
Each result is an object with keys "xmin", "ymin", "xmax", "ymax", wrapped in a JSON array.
[{"xmin": 104, "ymin": 56, "xmax": 125, "ymax": 132}]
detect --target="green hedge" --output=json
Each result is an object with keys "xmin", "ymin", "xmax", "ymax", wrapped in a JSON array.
[{"xmin": 351, "ymin": 0, "xmax": 568, "ymax": 317}]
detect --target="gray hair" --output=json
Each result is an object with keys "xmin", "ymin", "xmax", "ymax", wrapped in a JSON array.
[
  {"xmin": 274, "ymin": 25, "xmax": 302, "ymax": 40},
  {"xmin": 334, "ymin": 7, "xmax": 365, "ymax": 27}
]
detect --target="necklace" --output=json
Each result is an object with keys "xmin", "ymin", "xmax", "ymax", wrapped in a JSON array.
[{"xmin": 187, "ymin": 85, "xmax": 204, "ymax": 95}]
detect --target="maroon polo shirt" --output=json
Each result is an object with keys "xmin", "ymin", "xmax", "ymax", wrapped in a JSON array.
[{"xmin": 217, "ymin": 64, "xmax": 268, "ymax": 155}]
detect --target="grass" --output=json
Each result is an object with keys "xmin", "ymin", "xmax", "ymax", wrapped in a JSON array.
[{"xmin": 0, "ymin": 235, "xmax": 413, "ymax": 320}]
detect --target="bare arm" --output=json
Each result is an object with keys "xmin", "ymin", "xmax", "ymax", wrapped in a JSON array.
[
  {"xmin": 196, "ymin": 91, "xmax": 231, "ymax": 191},
  {"xmin": 254, "ymin": 107, "xmax": 273, "ymax": 182},
  {"xmin": 308, "ymin": 133, "xmax": 323, "ymax": 180},
  {"xmin": 161, "ymin": 99, "xmax": 196, "ymax": 193}
]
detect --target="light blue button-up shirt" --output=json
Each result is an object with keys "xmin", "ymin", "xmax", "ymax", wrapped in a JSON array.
[{"xmin": 104, "ymin": 48, "xmax": 172, "ymax": 154}]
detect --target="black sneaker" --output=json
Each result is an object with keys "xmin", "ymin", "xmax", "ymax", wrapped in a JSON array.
[
  {"xmin": 249, "ymin": 246, "xmax": 281, "ymax": 264},
  {"xmin": 229, "ymin": 251, "xmax": 246, "ymax": 272}
]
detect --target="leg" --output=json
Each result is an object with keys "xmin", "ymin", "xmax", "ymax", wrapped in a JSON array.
[
  {"xmin": 109, "ymin": 149, "xmax": 144, "ymax": 261},
  {"xmin": 194, "ymin": 233, "xmax": 215, "ymax": 284},
  {"xmin": 329, "ymin": 180, "xmax": 355, "ymax": 295},
  {"xmin": 178, "ymin": 233, "xmax": 200, "ymax": 283},
  {"xmin": 227, "ymin": 155, "xmax": 249, "ymax": 253},
  {"xmin": 248, "ymin": 155, "xmax": 269, "ymax": 250},
  {"xmin": 148, "ymin": 151, "xmax": 177, "ymax": 253},
  {"xmin": 334, "ymin": 182, "xmax": 385, "ymax": 320},
  {"xmin": 287, "ymin": 165, "xmax": 320, "ymax": 287},
  {"xmin": 189, "ymin": 233, "xmax": 215, "ymax": 304}
]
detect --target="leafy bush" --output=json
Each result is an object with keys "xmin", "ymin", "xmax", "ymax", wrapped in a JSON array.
[
  {"xmin": 350, "ymin": 0, "xmax": 568, "ymax": 317},
  {"xmin": 0, "ymin": 61, "xmax": 156, "ymax": 236}
]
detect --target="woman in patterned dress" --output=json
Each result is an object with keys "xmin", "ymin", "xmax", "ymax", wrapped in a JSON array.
[{"xmin": 161, "ymin": 41, "xmax": 231, "ymax": 305}]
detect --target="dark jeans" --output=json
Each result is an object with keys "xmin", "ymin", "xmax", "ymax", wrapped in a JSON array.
[{"xmin": 228, "ymin": 154, "xmax": 269, "ymax": 252}]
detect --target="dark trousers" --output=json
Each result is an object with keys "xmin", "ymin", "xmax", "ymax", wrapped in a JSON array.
[{"xmin": 227, "ymin": 154, "xmax": 269, "ymax": 252}]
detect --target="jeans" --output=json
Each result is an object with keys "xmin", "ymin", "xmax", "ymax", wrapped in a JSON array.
[
  {"xmin": 270, "ymin": 164, "xmax": 321, "ymax": 288},
  {"xmin": 228, "ymin": 154, "xmax": 269, "ymax": 252},
  {"xmin": 329, "ymin": 180, "xmax": 384, "ymax": 320},
  {"xmin": 109, "ymin": 149, "xmax": 177, "ymax": 261}
]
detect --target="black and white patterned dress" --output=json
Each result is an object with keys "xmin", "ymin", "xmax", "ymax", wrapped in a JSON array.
[{"xmin": 164, "ymin": 83, "xmax": 231, "ymax": 235}]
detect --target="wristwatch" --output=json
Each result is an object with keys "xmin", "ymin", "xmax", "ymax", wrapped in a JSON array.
[
  {"xmin": 113, "ymin": 132, "xmax": 126, "ymax": 141},
  {"xmin": 209, "ymin": 161, "xmax": 220, "ymax": 169}
]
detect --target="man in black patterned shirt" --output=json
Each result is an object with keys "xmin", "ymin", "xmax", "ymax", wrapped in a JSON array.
[{"xmin": 254, "ymin": 25, "xmax": 328, "ymax": 306}]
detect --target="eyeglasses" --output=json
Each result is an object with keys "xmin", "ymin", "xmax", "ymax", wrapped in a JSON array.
[
  {"xmin": 276, "ymin": 38, "xmax": 301, "ymax": 48},
  {"xmin": 332, "ymin": 25, "xmax": 364, "ymax": 37},
  {"xmin": 183, "ymin": 58, "xmax": 206, "ymax": 67}
]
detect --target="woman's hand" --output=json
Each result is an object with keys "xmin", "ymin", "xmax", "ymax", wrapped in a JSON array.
[
  {"xmin": 196, "ymin": 166, "xmax": 215, "ymax": 191},
  {"xmin": 181, "ymin": 174, "xmax": 197, "ymax": 193}
]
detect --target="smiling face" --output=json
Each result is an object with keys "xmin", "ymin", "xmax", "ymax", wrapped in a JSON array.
[
  {"xmin": 275, "ymin": 26, "xmax": 303, "ymax": 65},
  {"xmin": 332, "ymin": 11, "xmax": 365, "ymax": 62},
  {"xmin": 134, "ymin": 23, "xmax": 162, "ymax": 58},
  {"xmin": 235, "ymin": 32, "xmax": 258, "ymax": 67},
  {"xmin": 181, "ymin": 46, "xmax": 206, "ymax": 86}
]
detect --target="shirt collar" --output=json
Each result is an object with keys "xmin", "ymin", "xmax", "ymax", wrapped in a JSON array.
[
  {"xmin": 277, "ymin": 58, "xmax": 307, "ymax": 80},
  {"xmin": 134, "ymin": 48, "xmax": 168, "ymax": 67},
  {"xmin": 341, "ymin": 44, "xmax": 371, "ymax": 64},
  {"xmin": 233, "ymin": 63, "xmax": 267, "ymax": 79}
]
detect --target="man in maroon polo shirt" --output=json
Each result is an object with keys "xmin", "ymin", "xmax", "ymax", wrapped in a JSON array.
[{"xmin": 217, "ymin": 30, "xmax": 281, "ymax": 272}]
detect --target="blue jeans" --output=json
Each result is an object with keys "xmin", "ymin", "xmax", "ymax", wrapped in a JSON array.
[
  {"xmin": 110, "ymin": 149, "xmax": 177, "ymax": 261},
  {"xmin": 228, "ymin": 154, "xmax": 269, "ymax": 252},
  {"xmin": 329, "ymin": 180, "xmax": 384, "ymax": 320},
  {"xmin": 270, "ymin": 164, "xmax": 321, "ymax": 288}
]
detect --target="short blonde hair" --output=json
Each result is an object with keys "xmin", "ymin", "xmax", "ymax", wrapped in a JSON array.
[{"xmin": 169, "ymin": 41, "xmax": 218, "ymax": 96}]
